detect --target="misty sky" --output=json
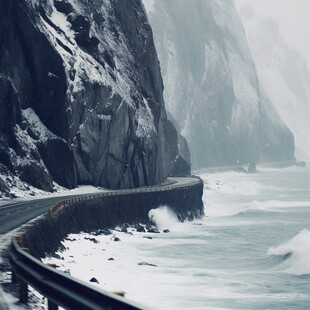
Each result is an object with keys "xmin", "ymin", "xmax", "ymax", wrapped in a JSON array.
[{"xmin": 235, "ymin": 0, "xmax": 310, "ymax": 67}]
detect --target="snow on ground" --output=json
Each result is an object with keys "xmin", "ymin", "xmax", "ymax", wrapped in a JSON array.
[{"xmin": 42, "ymin": 210, "xmax": 186, "ymax": 308}]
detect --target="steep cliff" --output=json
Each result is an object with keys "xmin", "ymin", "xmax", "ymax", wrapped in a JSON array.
[
  {"xmin": 0, "ymin": 0, "xmax": 188, "ymax": 194},
  {"xmin": 143, "ymin": 0, "xmax": 295, "ymax": 168},
  {"xmin": 237, "ymin": 4, "xmax": 310, "ymax": 160}
]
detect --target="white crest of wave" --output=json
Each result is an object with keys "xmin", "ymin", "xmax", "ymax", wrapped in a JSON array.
[
  {"xmin": 205, "ymin": 199, "xmax": 310, "ymax": 218},
  {"xmin": 148, "ymin": 205, "xmax": 179, "ymax": 230},
  {"xmin": 204, "ymin": 200, "xmax": 244, "ymax": 217},
  {"xmin": 248, "ymin": 200, "xmax": 310, "ymax": 212},
  {"xmin": 268, "ymin": 229, "xmax": 310, "ymax": 275}
]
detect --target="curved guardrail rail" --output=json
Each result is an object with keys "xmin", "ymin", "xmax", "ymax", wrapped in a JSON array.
[
  {"xmin": 10, "ymin": 237, "xmax": 147, "ymax": 309},
  {"xmin": 9, "ymin": 176, "xmax": 202, "ymax": 309},
  {"xmin": 50, "ymin": 177, "xmax": 202, "ymax": 215}
]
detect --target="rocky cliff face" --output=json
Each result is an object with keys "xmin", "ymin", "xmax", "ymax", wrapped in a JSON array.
[
  {"xmin": 0, "ymin": 0, "xmax": 189, "ymax": 195},
  {"xmin": 143, "ymin": 0, "xmax": 295, "ymax": 168},
  {"xmin": 237, "ymin": 4, "xmax": 310, "ymax": 161}
]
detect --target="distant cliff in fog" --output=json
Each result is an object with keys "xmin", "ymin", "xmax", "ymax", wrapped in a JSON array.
[{"xmin": 143, "ymin": 0, "xmax": 295, "ymax": 168}]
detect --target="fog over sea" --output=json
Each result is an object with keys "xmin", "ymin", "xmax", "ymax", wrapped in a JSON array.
[{"xmin": 44, "ymin": 165, "xmax": 310, "ymax": 309}]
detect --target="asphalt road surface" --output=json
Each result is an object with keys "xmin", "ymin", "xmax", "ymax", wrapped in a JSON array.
[{"xmin": 0, "ymin": 194, "xmax": 101, "ymax": 235}]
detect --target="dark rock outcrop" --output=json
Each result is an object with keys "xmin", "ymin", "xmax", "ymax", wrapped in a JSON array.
[
  {"xmin": 164, "ymin": 119, "xmax": 191, "ymax": 176},
  {"xmin": 18, "ymin": 162, "xmax": 54, "ymax": 192},
  {"xmin": 89, "ymin": 277, "xmax": 99, "ymax": 283},
  {"xmin": 247, "ymin": 162, "xmax": 257, "ymax": 174},
  {"xmin": 92, "ymin": 229, "xmax": 112, "ymax": 236},
  {"xmin": 0, "ymin": 176, "xmax": 9, "ymax": 196},
  {"xmin": 120, "ymin": 226, "xmax": 128, "ymax": 233},
  {"xmin": 84, "ymin": 237, "xmax": 99, "ymax": 244},
  {"xmin": 138, "ymin": 262, "xmax": 157, "ymax": 267},
  {"xmin": 0, "ymin": 0, "xmax": 190, "ymax": 193},
  {"xmin": 134, "ymin": 224, "xmax": 146, "ymax": 233},
  {"xmin": 146, "ymin": 224, "xmax": 160, "ymax": 233},
  {"xmin": 37, "ymin": 139, "xmax": 77, "ymax": 189},
  {"xmin": 171, "ymin": 155, "xmax": 191, "ymax": 177}
]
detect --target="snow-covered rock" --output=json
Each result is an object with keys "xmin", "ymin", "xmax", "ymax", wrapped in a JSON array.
[
  {"xmin": 0, "ymin": 0, "xmax": 188, "ymax": 194},
  {"xmin": 237, "ymin": 4, "xmax": 310, "ymax": 161},
  {"xmin": 143, "ymin": 0, "xmax": 294, "ymax": 168}
]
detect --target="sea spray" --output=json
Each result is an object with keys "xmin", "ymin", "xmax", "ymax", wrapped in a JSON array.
[
  {"xmin": 42, "ymin": 166, "xmax": 310, "ymax": 309},
  {"xmin": 148, "ymin": 206, "xmax": 179, "ymax": 230},
  {"xmin": 268, "ymin": 229, "xmax": 310, "ymax": 275}
]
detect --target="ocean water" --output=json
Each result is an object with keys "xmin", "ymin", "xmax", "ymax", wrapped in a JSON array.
[{"xmin": 43, "ymin": 165, "xmax": 310, "ymax": 309}]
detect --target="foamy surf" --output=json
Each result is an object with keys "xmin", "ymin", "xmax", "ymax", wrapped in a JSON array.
[
  {"xmin": 42, "ymin": 165, "xmax": 310, "ymax": 309},
  {"xmin": 268, "ymin": 230, "xmax": 310, "ymax": 275},
  {"xmin": 200, "ymin": 171, "xmax": 263, "ymax": 196},
  {"xmin": 148, "ymin": 206, "xmax": 179, "ymax": 230}
]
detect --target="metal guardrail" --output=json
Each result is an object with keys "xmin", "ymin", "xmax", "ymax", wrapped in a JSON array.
[
  {"xmin": 9, "ymin": 177, "xmax": 202, "ymax": 309},
  {"xmin": 10, "ymin": 237, "xmax": 147, "ymax": 309},
  {"xmin": 49, "ymin": 177, "xmax": 202, "ymax": 215}
]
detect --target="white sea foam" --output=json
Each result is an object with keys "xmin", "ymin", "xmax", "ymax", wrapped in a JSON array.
[
  {"xmin": 148, "ymin": 206, "xmax": 179, "ymax": 230},
  {"xmin": 42, "ymin": 229, "xmax": 246, "ymax": 309},
  {"xmin": 200, "ymin": 171, "xmax": 263, "ymax": 218},
  {"xmin": 200, "ymin": 171, "xmax": 263, "ymax": 196},
  {"xmin": 201, "ymin": 168, "xmax": 310, "ymax": 219},
  {"xmin": 268, "ymin": 230, "xmax": 310, "ymax": 275}
]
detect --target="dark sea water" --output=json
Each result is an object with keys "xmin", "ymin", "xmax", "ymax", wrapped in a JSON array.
[{"xmin": 44, "ymin": 165, "xmax": 310, "ymax": 309}]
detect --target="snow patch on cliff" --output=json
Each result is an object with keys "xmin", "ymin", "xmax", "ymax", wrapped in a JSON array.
[
  {"xmin": 36, "ymin": 0, "xmax": 156, "ymax": 141},
  {"xmin": 22, "ymin": 108, "xmax": 60, "ymax": 143},
  {"xmin": 136, "ymin": 99, "xmax": 156, "ymax": 138}
]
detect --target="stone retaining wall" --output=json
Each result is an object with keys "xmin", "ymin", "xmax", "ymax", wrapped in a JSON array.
[{"xmin": 21, "ymin": 179, "xmax": 204, "ymax": 258}]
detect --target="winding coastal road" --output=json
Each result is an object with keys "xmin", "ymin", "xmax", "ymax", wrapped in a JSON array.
[
  {"xmin": 0, "ymin": 177, "xmax": 200, "ymax": 235},
  {"xmin": 0, "ymin": 177, "xmax": 201, "ymax": 309}
]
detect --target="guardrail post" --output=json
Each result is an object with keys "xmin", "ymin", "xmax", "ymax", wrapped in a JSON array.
[
  {"xmin": 18, "ymin": 247, "xmax": 29, "ymax": 303},
  {"xmin": 18, "ymin": 277, "xmax": 28, "ymax": 303},
  {"xmin": 11, "ymin": 268, "xmax": 17, "ymax": 284},
  {"xmin": 47, "ymin": 263, "xmax": 59, "ymax": 310},
  {"xmin": 11, "ymin": 236, "xmax": 21, "ymax": 284},
  {"xmin": 14, "ymin": 235, "xmax": 21, "ymax": 243}
]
